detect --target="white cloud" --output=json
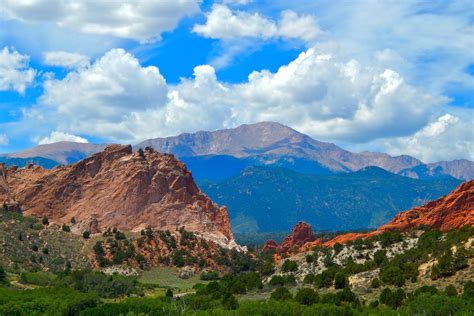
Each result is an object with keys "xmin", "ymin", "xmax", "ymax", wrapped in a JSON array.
[
  {"xmin": 43, "ymin": 51, "xmax": 89, "ymax": 68},
  {"xmin": 0, "ymin": 47, "xmax": 36, "ymax": 94},
  {"xmin": 0, "ymin": 0, "xmax": 200, "ymax": 43},
  {"xmin": 280, "ymin": 1, "xmax": 474, "ymax": 99},
  {"xmin": 223, "ymin": 0, "xmax": 253, "ymax": 5},
  {"xmin": 193, "ymin": 4, "xmax": 320, "ymax": 42},
  {"xmin": 40, "ymin": 48, "xmax": 168, "ymax": 141},
  {"xmin": 384, "ymin": 113, "xmax": 474, "ymax": 163},
  {"xmin": 36, "ymin": 48, "xmax": 445, "ymax": 144},
  {"xmin": 0, "ymin": 134, "xmax": 9, "ymax": 146},
  {"xmin": 37, "ymin": 131, "xmax": 88, "ymax": 145}
]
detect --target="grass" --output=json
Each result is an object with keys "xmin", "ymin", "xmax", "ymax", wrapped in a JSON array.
[{"xmin": 138, "ymin": 267, "xmax": 208, "ymax": 293}]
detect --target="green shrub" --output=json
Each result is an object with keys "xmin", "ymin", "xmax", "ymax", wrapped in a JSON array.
[
  {"xmin": 270, "ymin": 287, "xmax": 292, "ymax": 301},
  {"xmin": 83, "ymin": 231, "xmax": 91, "ymax": 239},
  {"xmin": 444, "ymin": 285, "xmax": 458, "ymax": 297},
  {"xmin": 282, "ymin": 260, "xmax": 298, "ymax": 272},
  {"xmin": 380, "ymin": 288, "xmax": 405, "ymax": 309},
  {"xmin": 295, "ymin": 288, "xmax": 319, "ymax": 305},
  {"xmin": 334, "ymin": 272, "xmax": 348, "ymax": 289},
  {"xmin": 200, "ymin": 271, "xmax": 220, "ymax": 281}
]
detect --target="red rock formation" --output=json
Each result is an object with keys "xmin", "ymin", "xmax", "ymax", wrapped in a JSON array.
[
  {"xmin": 263, "ymin": 221, "xmax": 317, "ymax": 253},
  {"xmin": 323, "ymin": 180, "xmax": 474, "ymax": 246},
  {"xmin": 0, "ymin": 145, "xmax": 235, "ymax": 246}
]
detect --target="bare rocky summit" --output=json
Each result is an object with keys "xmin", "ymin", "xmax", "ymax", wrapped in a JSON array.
[{"xmin": 0, "ymin": 145, "xmax": 236, "ymax": 247}]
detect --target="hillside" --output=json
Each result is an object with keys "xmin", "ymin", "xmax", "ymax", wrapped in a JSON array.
[
  {"xmin": 199, "ymin": 166, "xmax": 461, "ymax": 233},
  {"xmin": 0, "ymin": 145, "xmax": 235, "ymax": 247}
]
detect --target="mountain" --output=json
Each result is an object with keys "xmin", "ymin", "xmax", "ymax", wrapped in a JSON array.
[
  {"xmin": 135, "ymin": 122, "xmax": 472, "ymax": 180},
  {"xmin": 1, "ymin": 142, "xmax": 108, "ymax": 165},
  {"xmin": 324, "ymin": 179, "xmax": 474, "ymax": 246},
  {"xmin": 0, "ymin": 145, "xmax": 236, "ymax": 247},
  {"xmin": 2, "ymin": 123, "xmax": 471, "ymax": 180},
  {"xmin": 400, "ymin": 159, "xmax": 474, "ymax": 180},
  {"xmin": 0, "ymin": 156, "xmax": 59, "ymax": 169},
  {"xmin": 198, "ymin": 166, "xmax": 461, "ymax": 233},
  {"xmin": 135, "ymin": 122, "xmax": 422, "ymax": 174}
]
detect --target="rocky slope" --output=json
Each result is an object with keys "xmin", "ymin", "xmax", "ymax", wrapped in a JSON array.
[{"xmin": 0, "ymin": 145, "xmax": 236, "ymax": 247}]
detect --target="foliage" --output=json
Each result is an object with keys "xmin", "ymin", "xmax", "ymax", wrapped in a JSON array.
[
  {"xmin": 295, "ymin": 288, "xmax": 319, "ymax": 305},
  {"xmin": 200, "ymin": 271, "xmax": 219, "ymax": 281},
  {"xmin": 380, "ymin": 288, "xmax": 406, "ymax": 309},
  {"xmin": 281, "ymin": 259, "xmax": 298, "ymax": 272},
  {"xmin": 270, "ymin": 286, "xmax": 292, "ymax": 301}
]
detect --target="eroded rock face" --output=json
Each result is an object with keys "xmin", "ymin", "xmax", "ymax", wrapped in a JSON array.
[
  {"xmin": 263, "ymin": 221, "xmax": 317, "ymax": 254},
  {"xmin": 0, "ymin": 145, "xmax": 235, "ymax": 246}
]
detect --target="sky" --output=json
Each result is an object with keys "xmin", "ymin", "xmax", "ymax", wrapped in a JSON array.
[{"xmin": 0, "ymin": 0, "xmax": 473, "ymax": 163}]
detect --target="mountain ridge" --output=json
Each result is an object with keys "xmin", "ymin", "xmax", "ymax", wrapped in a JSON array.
[{"xmin": 2, "ymin": 122, "xmax": 472, "ymax": 180}]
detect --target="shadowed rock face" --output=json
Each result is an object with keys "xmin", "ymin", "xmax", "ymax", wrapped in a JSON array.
[{"xmin": 0, "ymin": 145, "xmax": 235, "ymax": 247}]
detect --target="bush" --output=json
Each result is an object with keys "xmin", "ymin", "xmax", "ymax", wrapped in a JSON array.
[
  {"xmin": 260, "ymin": 260, "xmax": 274, "ymax": 276},
  {"xmin": 444, "ymin": 285, "xmax": 458, "ymax": 297},
  {"xmin": 165, "ymin": 288, "xmax": 173, "ymax": 298},
  {"xmin": 270, "ymin": 287, "xmax": 292, "ymax": 301},
  {"xmin": 379, "ymin": 265, "xmax": 405, "ymax": 287},
  {"xmin": 463, "ymin": 280, "xmax": 474, "ymax": 298},
  {"xmin": 83, "ymin": 231, "xmax": 91, "ymax": 239},
  {"xmin": 0, "ymin": 267, "xmax": 6, "ymax": 282},
  {"xmin": 303, "ymin": 273, "xmax": 315, "ymax": 284},
  {"xmin": 222, "ymin": 293, "xmax": 239, "ymax": 310},
  {"xmin": 200, "ymin": 271, "xmax": 219, "ymax": 281},
  {"xmin": 282, "ymin": 260, "xmax": 298, "ymax": 272},
  {"xmin": 373, "ymin": 250, "xmax": 387, "ymax": 266},
  {"xmin": 334, "ymin": 272, "xmax": 348, "ymax": 289},
  {"xmin": 370, "ymin": 277, "xmax": 380, "ymax": 288},
  {"xmin": 414, "ymin": 285, "xmax": 438, "ymax": 297},
  {"xmin": 42, "ymin": 216, "xmax": 49, "ymax": 225},
  {"xmin": 42, "ymin": 247, "xmax": 49, "ymax": 255},
  {"xmin": 380, "ymin": 288, "xmax": 405, "ymax": 309},
  {"xmin": 269, "ymin": 275, "xmax": 285, "ymax": 287},
  {"xmin": 295, "ymin": 288, "xmax": 318, "ymax": 305},
  {"xmin": 62, "ymin": 224, "xmax": 71, "ymax": 232}
]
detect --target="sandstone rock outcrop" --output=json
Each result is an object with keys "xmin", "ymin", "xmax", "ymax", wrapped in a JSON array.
[
  {"xmin": 0, "ymin": 145, "xmax": 235, "ymax": 247},
  {"xmin": 263, "ymin": 221, "xmax": 317, "ymax": 254}
]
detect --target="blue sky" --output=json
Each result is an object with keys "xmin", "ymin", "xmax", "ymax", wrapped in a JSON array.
[{"xmin": 0, "ymin": 0, "xmax": 472, "ymax": 162}]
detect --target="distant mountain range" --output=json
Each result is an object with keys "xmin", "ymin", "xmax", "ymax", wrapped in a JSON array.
[
  {"xmin": 198, "ymin": 166, "xmax": 461, "ymax": 233},
  {"xmin": 1, "ymin": 122, "xmax": 472, "ymax": 180}
]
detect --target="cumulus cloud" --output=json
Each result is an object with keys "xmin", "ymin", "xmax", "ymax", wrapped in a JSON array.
[
  {"xmin": 193, "ymin": 4, "xmax": 320, "ymax": 42},
  {"xmin": 0, "ymin": 0, "xmax": 200, "ymax": 43},
  {"xmin": 40, "ymin": 48, "xmax": 168, "ymax": 141},
  {"xmin": 37, "ymin": 131, "xmax": 88, "ymax": 145},
  {"xmin": 384, "ymin": 113, "xmax": 474, "ymax": 162},
  {"xmin": 32, "ymin": 47, "xmax": 449, "ymax": 150},
  {"xmin": 0, "ymin": 47, "xmax": 36, "ymax": 94},
  {"xmin": 43, "ymin": 51, "xmax": 89, "ymax": 68},
  {"xmin": 0, "ymin": 134, "xmax": 9, "ymax": 146}
]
